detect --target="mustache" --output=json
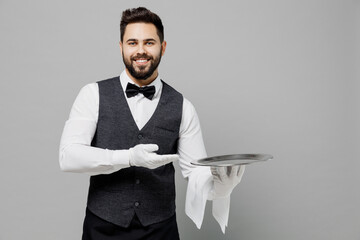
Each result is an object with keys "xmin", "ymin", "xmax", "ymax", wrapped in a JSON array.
[{"xmin": 131, "ymin": 54, "xmax": 153, "ymax": 60}]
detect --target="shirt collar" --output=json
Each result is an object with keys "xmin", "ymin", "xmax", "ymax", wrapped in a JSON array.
[{"xmin": 120, "ymin": 70, "xmax": 162, "ymax": 99}]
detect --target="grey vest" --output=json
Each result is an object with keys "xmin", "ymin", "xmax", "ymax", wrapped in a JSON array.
[{"xmin": 87, "ymin": 76, "xmax": 183, "ymax": 227}]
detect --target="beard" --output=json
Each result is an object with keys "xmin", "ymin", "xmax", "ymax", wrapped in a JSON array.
[{"xmin": 122, "ymin": 48, "xmax": 162, "ymax": 81}]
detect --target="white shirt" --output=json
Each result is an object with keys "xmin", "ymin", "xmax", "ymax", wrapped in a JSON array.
[{"xmin": 59, "ymin": 70, "xmax": 233, "ymax": 232}]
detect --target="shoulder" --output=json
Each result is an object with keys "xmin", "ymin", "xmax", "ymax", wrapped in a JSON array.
[
  {"xmin": 159, "ymin": 80, "xmax": 196, "ymax": 114},
  {"xmin": 161, "ymin": 80, "xmax": 183, "ymax": 97},
  {"xmin": 182, "ymin": 97, "xmax": 198, "ymax": 117},
  {"xmin": 69, "ymin": 82, "xmax": 99, "ymax": 120},
  {"xmin": 97, "ymin": 76, "xmax": 120, "ymax": 87},
  {"xmin": 76, "ymin": 82, "xmax": 98, "ymax": 100},
  {"xmin": 179, "ymin": 97, "xmax": 203, "ymax": 135},
  {"xmin": 183, "ymin": 97, "xmax": 195, "ymax": 111}
]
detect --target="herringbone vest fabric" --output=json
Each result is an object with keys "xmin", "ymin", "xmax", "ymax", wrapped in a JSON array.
[{"xmin": 87, "ymin": 76, "xmax": 183, "ymax": 227}]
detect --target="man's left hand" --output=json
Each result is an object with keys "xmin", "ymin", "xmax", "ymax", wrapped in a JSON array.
[{"xmin": 210, "ymin": 165, "xmax": 245, "ymax": 198}]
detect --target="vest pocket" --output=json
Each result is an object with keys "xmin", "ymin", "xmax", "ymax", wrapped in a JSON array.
[
  {"xmin": 153, "ymin": 125, "xmax": 175, "ymax": 134},
  {"xmin": 151, "ymin": 126, "xmax": 178, "ymax": 154}
]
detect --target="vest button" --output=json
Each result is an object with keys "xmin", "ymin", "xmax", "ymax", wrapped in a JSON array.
[
  {"xmin": 134, "ymin": 202, "xmax": 140, "ymax": 207},
  {"xmin": 135, "ymin": 179, "xmax": 140, "ymax": 184},
  {"xmin": 137, "ymin": 134, "xmax": 143, "ymax": 139}
]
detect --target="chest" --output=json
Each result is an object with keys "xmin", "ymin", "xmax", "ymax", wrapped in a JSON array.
[{"xmin": 91, "ymin": 77, "xmax": 183, "ymax": 154}]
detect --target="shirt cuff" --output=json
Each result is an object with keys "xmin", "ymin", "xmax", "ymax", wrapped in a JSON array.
[{"xmin": 112, "ymin": 149, "xmax": 131, "ymax": 168}]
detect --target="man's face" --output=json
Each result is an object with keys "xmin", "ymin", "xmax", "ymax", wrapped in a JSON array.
[{"xmin": 120, "ymin": 23, "xmax": 166, "ymax": 83}]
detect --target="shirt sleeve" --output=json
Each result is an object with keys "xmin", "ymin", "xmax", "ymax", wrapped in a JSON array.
[
  {"xmin": 178, "ymin": 98, "xmax": 231, "ymax": 233},
  {"xmin": 59, "ymin": 83, "xmax": 130, "ymax": 175}
]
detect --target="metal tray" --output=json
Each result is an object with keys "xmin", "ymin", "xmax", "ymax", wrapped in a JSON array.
[{"xmin": 191, "ymin": 154, "xmax": 273, "ymax": 167}]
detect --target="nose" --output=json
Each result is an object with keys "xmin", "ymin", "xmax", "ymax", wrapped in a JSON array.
[{"xmin": 137, "ymin": 43, "xmax": 146, "ymax": 54}]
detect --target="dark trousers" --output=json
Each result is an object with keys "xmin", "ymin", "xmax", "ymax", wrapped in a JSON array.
[{"xmin": 82, "ymin": 208, "xmax": 180, "ymax": 240}]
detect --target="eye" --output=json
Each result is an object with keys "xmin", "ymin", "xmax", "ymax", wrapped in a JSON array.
[
  {"xmin": 146, "ymin": 42, "xmax": 154, "ymax": 46},
  {"xmin": 128, "ymin": 42, "xmax": 136, "ymax": 46}
]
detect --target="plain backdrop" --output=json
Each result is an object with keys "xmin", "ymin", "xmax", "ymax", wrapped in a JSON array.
[{"xmin": 0, "ymin": 0, "xmax": 359, "ymax": 239}]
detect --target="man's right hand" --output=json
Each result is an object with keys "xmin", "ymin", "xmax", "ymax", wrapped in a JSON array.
[{"xmin": 129, "ymin": 144, "xmax": 179, "ymax": 169}]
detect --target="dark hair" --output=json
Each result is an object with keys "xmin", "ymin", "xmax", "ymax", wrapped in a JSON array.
[{"xmin": 120, "ymin": 7, "xmax": 164, "ymax": 43}]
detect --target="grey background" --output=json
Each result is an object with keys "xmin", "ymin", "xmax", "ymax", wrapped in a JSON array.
[{"xmin": 0, "ymin": 0, "xmax": 359, "ymax": 239}]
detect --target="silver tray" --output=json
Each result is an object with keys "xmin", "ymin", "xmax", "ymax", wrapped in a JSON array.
[{"xmin": 191, "ymin": 154, "xmax": 273, "ymax": 167}]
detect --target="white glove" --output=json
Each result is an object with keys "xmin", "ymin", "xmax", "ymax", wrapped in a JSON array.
[
  {"xmin": 211, "ymin": 165, "xmax": 245, "ymax": 198},
  {"xmin": 129, "ymin": 144, "xmax": 179, "ymax": 169}
]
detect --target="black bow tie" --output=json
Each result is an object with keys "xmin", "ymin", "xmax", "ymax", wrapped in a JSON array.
[{"xmin": 125, "ymin": 82, "xmax": 156, "ymax": 100}]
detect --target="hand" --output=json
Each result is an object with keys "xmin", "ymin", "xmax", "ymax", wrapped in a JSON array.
[
  {"xmin": 211, "ymin": 165, "xmax": 245, "ymax": 198},
  {"xmin": 129, "ymin": 144, "xmax": 179, "ymax": 169}
]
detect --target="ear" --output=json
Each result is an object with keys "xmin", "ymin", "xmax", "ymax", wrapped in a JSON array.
[
  {"xmin": 161, "ymin": 41, "xmax": 167, "ymax": 56},
  {"xmin": 119, "ymin": 41, "xmax": 123, "ymax": 52}
]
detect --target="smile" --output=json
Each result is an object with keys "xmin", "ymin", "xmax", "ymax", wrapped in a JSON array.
[{"xmin": 134, "ymin": 58, "xmax": 150, "ymax": 65}]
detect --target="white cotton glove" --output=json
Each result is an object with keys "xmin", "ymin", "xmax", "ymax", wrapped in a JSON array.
[
  {"xmin": 211, "ymin": 165, "xmax": 245, "ymax": 198},
  {"xmin": 129, "ymin": 144, "xmax": 179, "ymax": 169}
]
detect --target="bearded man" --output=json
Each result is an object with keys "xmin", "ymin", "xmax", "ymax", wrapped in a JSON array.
[{"xmin": 59, "ymin": 7, "xmax": 245, "ymax": 239}]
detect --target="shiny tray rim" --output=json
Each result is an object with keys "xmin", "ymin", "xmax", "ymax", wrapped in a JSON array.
[{"xmin": 190, "ymin": 154, "xmax": 273, "ymax": 166}]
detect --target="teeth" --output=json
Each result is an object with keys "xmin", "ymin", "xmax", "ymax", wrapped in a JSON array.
[{"xmin": 136, "ymin": 59, "xmax": 148, "ymax": 63}]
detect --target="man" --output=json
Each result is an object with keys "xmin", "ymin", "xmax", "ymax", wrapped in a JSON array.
[{"xmin": 59, "ymin": 7, "xmax": 245, "ymax": 239}]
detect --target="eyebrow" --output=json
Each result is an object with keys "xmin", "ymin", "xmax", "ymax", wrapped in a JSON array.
[
  {"xmin": 126, "ymin": 38, "xmax": 157, "ymax": 43},
  {"xmin": 144, "ymin": 38, "xmax": 156, "ymax": 42}
]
